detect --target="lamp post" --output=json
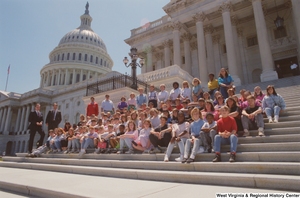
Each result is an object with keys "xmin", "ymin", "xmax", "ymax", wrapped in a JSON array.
[{"xmin": 123, "ymin": 47, "xmax": 144, "ymax": 90}]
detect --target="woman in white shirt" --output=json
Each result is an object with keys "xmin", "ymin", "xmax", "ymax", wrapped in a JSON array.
[
  {"xmin": 157, "ymin": 84, "xmax": 169, "ymax": 103},
  {"xmin": 181, "ymin": 81, "xmax": 192, "ymax": 101}
]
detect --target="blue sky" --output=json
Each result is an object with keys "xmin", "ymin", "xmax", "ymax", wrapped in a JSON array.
[{"xmin": 0, "ymin": 0, "xmax": 170, "ymax": 93}]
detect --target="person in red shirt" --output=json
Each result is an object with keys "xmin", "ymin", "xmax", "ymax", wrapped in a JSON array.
[
  {"xmin": 213, "ymin": 105, "xmax": 238, "ymax": 162},
  {"xmin": 86, "ymin": 97, "xmax": 99, "ymax": 117}
]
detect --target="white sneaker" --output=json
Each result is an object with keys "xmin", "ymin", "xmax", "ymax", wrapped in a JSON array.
[
  {"xmin": 175, "ymin": 155, "xmax": 183, "ymax": 162},
  {"xmin": 274, "ymin": 116, "xmax": 279, "ymax": 123},
  {"xmin": 196, "ymin": 146, "xmax": 205, "ymax": 154},
  {"xmin": 243, "ymin": 129, "xmax": 250, "ymax": 137},
  {"xmin": 164, "ymin": 155, "xmax": 169, "ymax": 162},
  {"xmin": 268, "ymin": 118, "xmax": 273, "ymax": 123},
  {"xmin": 125, "ymin": 149, "xmax": 134, "ymax": 154},
  {"xmin": 258, "ymin": 127, "xmax": 265, "ymax": 136},
  {"xmin": 78, "ymin": 150, "xmax": 86, "ymax": 157}
]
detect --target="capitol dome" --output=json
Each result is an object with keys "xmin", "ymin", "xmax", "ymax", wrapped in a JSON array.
[{"xmin": 40, "ymin": 2, "xmax": 113, "ymax": 89}]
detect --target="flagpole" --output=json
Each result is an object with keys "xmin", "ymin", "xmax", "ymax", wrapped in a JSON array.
[{"xmin": 5, "ymin": 64, "xmax": 10, "ymax": 91}]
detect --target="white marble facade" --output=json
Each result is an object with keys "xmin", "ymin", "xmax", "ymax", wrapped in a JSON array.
[{"xmin": 125, "ymin": 0, "xmax": 300, "ymax": 85}]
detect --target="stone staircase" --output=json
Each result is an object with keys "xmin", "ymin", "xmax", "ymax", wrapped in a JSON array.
[{"xmin": 0, "ymin": 84, "xmax": 300, "ymax": 195}]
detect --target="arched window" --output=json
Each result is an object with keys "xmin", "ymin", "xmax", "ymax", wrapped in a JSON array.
[
  {"xmin": 62, "ymin": 53, "xmax": 64, "ymax": 61},
  {"xmin": 73, "ymin": 53, "xmax": 76, "ymax": 60},
  {"xmin": 96, "ymin": 57, "xmax": 98, "ymax": 64},
  {"xmin": 53, "ymin": 75, "xmax": 56, "ymax": 85},
  {"xmin": 69, "ymin": 74, "xmax": 73, "ymax": 84},
  {"xmin": 84, "ymin": 54, "xmax": 88, "ymax": 61},
  {"xmin": 100, "ymin": 59, "xmax": 103, "ymax": 65},
  {"xmin": 67, "ymin": 53, "xmax": 70, "ymax": 60},
  {"xmin": 57, "ymin": 54, "xmax": 60, "ymax": 61},
  {"xmin": 78, "ymin": 53, "xmax": 82, "ymax": 61},
  {"xmin": 83, "ymin": 74, "xmax": 86, "ymax": 81},
  {"xmin": 90, "ymin": 55, "xmax": 93, "ymax": 63}
]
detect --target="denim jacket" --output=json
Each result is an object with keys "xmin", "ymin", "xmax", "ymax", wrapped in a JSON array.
[{"xmin": 262, "ymin": 94, "xmax": 286, "ymax": 110}]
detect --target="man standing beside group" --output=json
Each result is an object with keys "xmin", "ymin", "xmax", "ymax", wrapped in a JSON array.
[
  {"xmin": 46, "ymin": 103, "xmax": 62, "ymax": 131},
  {"xmin": 28, "ymin": 103, "xmax": 45, "ymax": 153}
]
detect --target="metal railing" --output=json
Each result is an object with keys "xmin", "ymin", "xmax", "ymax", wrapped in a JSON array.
[{"xmin": 86, "ymin": 74, "xmax": 160, "ymax": 96}]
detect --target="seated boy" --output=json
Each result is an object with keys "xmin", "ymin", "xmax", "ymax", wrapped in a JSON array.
[
  {"xmin": 79, "ymin": 126, "xmax": 98, "ymax": 156},
  {"xmin": 241, "ymin": 95, "xmax": 264, "ymax": 136},
  {"xmin": 213, "ymin": 106, "xmax": 238, "ymax": 162}
]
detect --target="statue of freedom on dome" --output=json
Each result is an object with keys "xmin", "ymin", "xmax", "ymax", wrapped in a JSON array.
[{"xmin": 85, "ymin": 2, "xmax": 89, "ymax": 14}]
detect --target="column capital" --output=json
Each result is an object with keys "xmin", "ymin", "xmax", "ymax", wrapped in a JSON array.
[
  {"xmin": 171, "ymin": 21, "xmax": 182, "ymax": 31},
  {"xmin": 231, "ymin": 16, "xmax": 239, "ymax": 26},
  {"xmin": 212, "ymin": 35, "xmax": 220, "ymax": 44},
  {"xmin": 162, "ymin": 39, "xmax": 172, "ymax": 48},
  {"xmin": 181, "ymin": 32, "xmax": 192, "ymax": 41},
  {"xmin": 193, "ymin": 12, "xmax": 206, "ymax": 23},
  {"xmin": 284, "ymin": 0, "xmax": 291, "ymax": 8},
  {"xmin": 143, "ymin": 45, "xmax": 153, "ymax": 53},
  {"xmin": 204, "ymin": 25, "xmax": 214, "ymax": 35},
  {"xmin": 219, "ymin": 2, "xmax": 232, "ymax": 13},
  {"xmin": 154, "ymin": 52, "xmax": 163, "ymax": 60},
  {"xmin": 190, "ymin": 41, "xmax": 198, "ymax": 50}
]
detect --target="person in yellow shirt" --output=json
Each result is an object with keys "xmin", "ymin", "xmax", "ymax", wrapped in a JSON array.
[{"xmin": 207, "ymin": 73, "xmax": 219, "ymax": 100}]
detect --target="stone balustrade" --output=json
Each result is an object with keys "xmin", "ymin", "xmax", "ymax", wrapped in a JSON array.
[
  {"xmin": 137, "ymin": 65, "xmax": 194, "ymax": 85},
  {"xmin": 132, "ymin": 15, "xmax": 171, "ymax": 36}
]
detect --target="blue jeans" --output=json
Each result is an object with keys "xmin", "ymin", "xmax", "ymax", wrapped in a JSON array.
[
  {"xmin": 214, "ymin": 134, "xmax": 238, "ymax": 153},
  {"xmin": 184, "ymin": 138, "xmax": 200, "ymax": 159},
  {"xmin": 51, "ymin": 140, "xmax": 61, "ymax": 150},
  {"xmin": 68, "ymin": 139, "xmax": 80, "ymax": 150},
  {"xmin": 165, "ymin": 138, "xmax": 187, "ymax": 159},
  {"xmin": 264, "ymin": 106, "xmax": 281, "ymax": 117},
  {"xmin": 199, "ymin": 129, "xmax": 217, "ymax": 150},
  {"xmin": 119, "ymin": 138, "xmax": 134, "ymax": 150},
  {"xmin": 81, "ymin": 138, "xmax": 95, "ymax": 150}
]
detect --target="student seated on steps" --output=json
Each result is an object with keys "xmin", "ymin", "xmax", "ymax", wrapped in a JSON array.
[{"xmin": 241, "ymin": 95, "xmax": 265, "ymax": 137}]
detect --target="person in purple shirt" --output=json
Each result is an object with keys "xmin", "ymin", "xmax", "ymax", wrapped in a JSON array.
[{"xmin": 117, "ymin": 96, "xmax": 128, "ymax": 113}]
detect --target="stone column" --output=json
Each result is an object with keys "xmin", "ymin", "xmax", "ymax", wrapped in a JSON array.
[
  {"xmin": 181, "ymin": 33, "xmax": 192, "ymax": 74},
  {"xmin": 213, "ymin": 35, "xmax": 222, "ymax": 75},
  {"xmin": 220, "ymin": 2, "xmax": 241, "ymax": 86},
  {"xmin": 15, "ymin": 107, "xmax": 21, "ymax": 132},
  {"xmin": 19, "ymin": 106, "xmax": 26, "ymax": 132},
  {"xmin": 204, "ymin": 25, "xmax": 215, "ymax": 75},
  {"xmin": 172, "ymin": 21, "xmax": 182, "ymax": 67},
  {"xmin": 80, "ymin": 69, "xmax": 83, "ymax": 82},
  {"xmin": 46, "ymin": 71, "xmax": 50, "ymax": 86},
  {"xmin": 237, "ymin": 28, "xmax": 250, "ymax": 84},
  {"xmin": 4, "ymin": 106, "xmax": 12, "ymax": 133},
  {"xmin": 155, "ymin": 53, "xmax": 163, "ymax": 70},
  {"xmin": 51, "ymin": 70, "xmax": 55, "ymax": 86},
  {"xmin": 40, "ymin": 74, "xmax": 43, "ymax": 88},
  {"xmin": 163, "ymin": 40, "xmax": 171, "ymax": 68},
  {"xmin": 57, "ymin": 69, "xmax": 61, "ymax": 85},
  {"xmin": 191, "ymin": 42, "xmax": 200, "ymax": 79},
  {"xmin": 291, "ymin": 0, "xmax": 300, "ymax": 63},
  {"xmin": 65, "ymin": 69, "xmax": 69, "ymax": 85},
  {"xmin": 0, "ymin": 107, "xmax": 7, "ymax": 132},
  {"xmin": 231, "ymin": 16, "xmax": 244, "ymax": 83},
  {"xmin": 145, "ymin": 46, "xmax": 153, "ymax": 73},
  {"xmin": 72, "ymin": 69, "xmax": 76, "ymax": 84},
  {"xmin": 24, "ymin": 104, "xmax": 31, "ymax": 132},
  {"xmin": 193, "ymin": 12, "xmax": 208, "ymax": 84},
  {"xmin": 251, "ymin": 0, "xmax": 278, "ymax": 81},
  {"xmin": 0, "ymin": 108, "xmax": 3, "ymax": 128}
]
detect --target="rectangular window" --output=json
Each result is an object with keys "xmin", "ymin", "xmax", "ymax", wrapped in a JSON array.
[
  {"xmin": 274, "ymin": 27, "xmax": 287, "ymax": 39},
  {"xmin": 73, "ymin": 53, "xmax": 76, "ymax": 60},
  {"xmin": 247, "ymin": 36, "xmax": 258, "ymax": 47}
]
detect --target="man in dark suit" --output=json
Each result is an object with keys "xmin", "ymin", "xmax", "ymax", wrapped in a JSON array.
[
  {"xmin": 46, "ymin": 103, "xmax": 62, "ymax": 132},
  {"xmin": 28, "ymin": 103, "xmax": 45, "ymax": 153}
]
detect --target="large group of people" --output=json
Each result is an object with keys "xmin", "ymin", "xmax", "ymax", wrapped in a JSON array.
[{"xmin": 27, "ymin": 68, "xmax": 287, "ymax": 163}]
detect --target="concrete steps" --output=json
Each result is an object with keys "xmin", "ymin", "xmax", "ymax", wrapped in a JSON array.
[{"xmin": 0, "ymin": 160, "xmax": 299, "ymax": 192}]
